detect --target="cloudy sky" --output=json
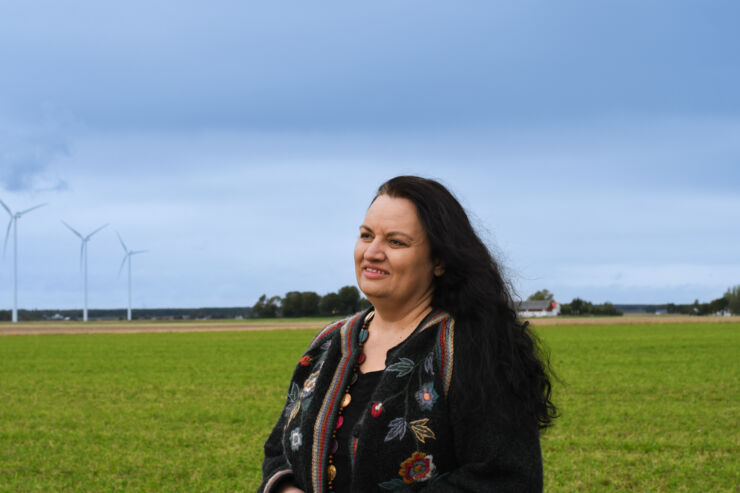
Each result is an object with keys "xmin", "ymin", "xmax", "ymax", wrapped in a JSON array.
[{"xmin": 1, "ymin": 1, "xmax": 738, "ymax": 310}]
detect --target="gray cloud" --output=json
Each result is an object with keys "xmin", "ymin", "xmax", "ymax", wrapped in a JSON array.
[{"xmin": 0, "ymin": 119, "xmax": 71, "ymax": 193}]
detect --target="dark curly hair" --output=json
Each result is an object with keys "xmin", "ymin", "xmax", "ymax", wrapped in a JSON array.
[{"xmin": 375, "ymin": 175, "xmax": 557, "ymax": 429}]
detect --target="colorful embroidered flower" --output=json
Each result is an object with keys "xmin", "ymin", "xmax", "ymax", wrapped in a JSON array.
[
  {"xmin": 415, "ymin": 382, "xmax": 439, "ymax": 411},
  {"xmin": 290, "ymin": 427, "xmax": 302, "ymax": 451},
  {"xmin": 371, "ymin": 402, "xmax": 384, "ymax": 418},
  {"xmin": 301, "ymin": 370, "xmax": 320, "ymax": 398},
  {"xmin": 398, "ymin": 451, "xmax": 436, "ymax": 484},
  {"xmin": 299, "ymin": 355, "xmax": 312, "ymax": 366}
]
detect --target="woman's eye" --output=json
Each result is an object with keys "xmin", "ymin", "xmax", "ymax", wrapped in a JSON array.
[
  {"xmin": 360, "ymin": 232, "xmax": 372, "ymax": 240},
  {"xmin": 389, "ymin": 239, "xmax": 406, "ymax": 246}
]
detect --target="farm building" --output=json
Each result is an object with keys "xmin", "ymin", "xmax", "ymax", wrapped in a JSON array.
[{"xmin": 517, "ymin": 300, "xmax": 560, "ymax": 317}]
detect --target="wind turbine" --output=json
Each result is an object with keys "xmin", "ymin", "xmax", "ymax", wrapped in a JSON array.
[
  {"xmin": 62, "ymin": 221, "xmax": 108, "ymax": 322},
  {"xmin": 117, "ymin": 233, "xmax": 147, "ymax": 321},
  {"xmin": 1, "ymin": 199, "xmax": 47, "ymax": 323}
]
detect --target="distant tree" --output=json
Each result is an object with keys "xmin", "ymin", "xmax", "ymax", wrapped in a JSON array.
[
  {"xmin": 708, "ymin": 296, "xmax": 729, "ymax": 314},
  {"xmin": 559, "ymin": 298, "xmax": 622, "ymax": 316},
  {"xmin": 725, "ymin": 285, "xmax": 740, "ymax": 314},
  {"xmin": 252, "ymin": 294, "xmax": 281, "ymax": 318},
  {"xmin": 569, "ymin": 298, "xmax": 586, "ymax": 315},
  {"xmin": 337, "ymin": 285, "xmax": 361, "ymax": 314},
  {"xmin": 320, "ymin": 292, "xmax": 342, "ymax": 316},
  {"xmin": 281, "ymin": 291, "xmax": 303, "ymax": 317},
  {"xmin": 300, "ymin": 291, "xmax": 321, "ymax": 316},
  {"xmin": 528, "ymin": 289, "xmax": 554, "ymax": 301},
  {"xmin": 359, "ymin": 297, "xmax": 372, "ymax": 311}
]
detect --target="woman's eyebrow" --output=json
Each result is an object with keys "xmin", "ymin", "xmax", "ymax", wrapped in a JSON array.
[{"xmin": 387, "ymin": 231, "xmax": 414, "ymax": 241}]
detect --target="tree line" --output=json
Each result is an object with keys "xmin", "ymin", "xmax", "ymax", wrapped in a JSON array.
[
  {"xmin": 528, "ymin": 284, "xmax": 740, "ymax": 316},
  {"xmin": 251, "ymin": 286, "xmax": 372, "ymax": 318},
  {"xmin": 644, "ymin": 286, "xmax": 739, "ymax": 315}
]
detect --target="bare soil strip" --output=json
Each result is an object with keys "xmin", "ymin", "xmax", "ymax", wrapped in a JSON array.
[
  {"xmin": 1, "ymin": 315, "xmax": 738, "ymax": 336},
  {"xmin": 0, "ymin": 321, "xmax": 326, "ymax": 336}
]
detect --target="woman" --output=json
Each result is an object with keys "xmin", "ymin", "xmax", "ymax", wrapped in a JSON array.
[{"xmin": 259, "ymin": 176, "xmax": 556, "ymax": 493}]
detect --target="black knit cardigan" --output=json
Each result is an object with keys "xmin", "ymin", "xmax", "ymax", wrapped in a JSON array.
[{"xmin": 259, "ymin": 308, "xmax": 543, "ymax": 493}]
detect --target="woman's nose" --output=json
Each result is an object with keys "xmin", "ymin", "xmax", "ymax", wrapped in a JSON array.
[{"xmin": 364, "ymin": 238, "xmax": 385, "ymax": 260}]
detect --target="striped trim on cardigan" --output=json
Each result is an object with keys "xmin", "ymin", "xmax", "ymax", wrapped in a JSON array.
[
  {"xmin": 311, "ymin": 311, "xmax": 365, "ymax": 492},
  {"xmin": 435, "ymin": 314, "xmax": 455, "ymax": 398},
  {"xmin": 263, "ymin": 468, "xmax": 293, "ymax": 493},
  {"xmin": 309, "ymin": 318, "xmax": 347, "ymax": 349}
]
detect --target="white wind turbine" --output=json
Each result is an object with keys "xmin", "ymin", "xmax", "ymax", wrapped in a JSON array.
[
  {"xmin": 117, "ymin": 233, "xmax": 147, "ymax": 321},
  {"xmin": 1, "ymin": 199, "xmax": 47, "ymax": 323},
  {"xmin": 62, "ymin": 221, "xmax": 108, "ymax": 322}
]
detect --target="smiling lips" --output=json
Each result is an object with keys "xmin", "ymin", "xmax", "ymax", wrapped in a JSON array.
[{"xmin": 363, "ymin": 265, "xmax": 389, "ymax": 279}]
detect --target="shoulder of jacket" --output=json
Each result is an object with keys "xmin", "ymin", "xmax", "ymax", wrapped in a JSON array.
[{"xmin": 307, "ymin": 309, "xmax": 371, "ymax": 351}]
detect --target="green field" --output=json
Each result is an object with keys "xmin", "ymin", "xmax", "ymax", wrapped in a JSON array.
[{"xmin": 1, "ymin": 321, "xmax": 738, "ymax": 492}]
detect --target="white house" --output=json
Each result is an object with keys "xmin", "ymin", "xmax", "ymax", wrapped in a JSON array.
[{"xmin": 517, "ymin": 300, "xmax": 560, "ymax": 317}]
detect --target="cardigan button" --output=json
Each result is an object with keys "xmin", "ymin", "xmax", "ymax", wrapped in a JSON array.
[
  {"xmin": 328, "ymin": 464, "xmax": 337, "ymax": 481},
  {"xmin": 331, "ymin": 439, "xmax": 338, "ymax": 454},
  {"xmin": 341, "ymin": 393, "xmax": 352, "ymax": 409},
  {"xmin": 358, "ymin": 329, "xmax": 369, "ymax": 343},
  {"xmin": 357, "ymin": 352, "xmax": 366, "ymax": 365},
  {"xmin": 335, "ymin": 415, "xmax": 344, "ymax": 429}
]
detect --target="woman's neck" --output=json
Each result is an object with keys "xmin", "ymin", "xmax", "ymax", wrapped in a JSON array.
[{"xmin": 369, "ymin": 295, "xmax": 434, "ymax": 338}]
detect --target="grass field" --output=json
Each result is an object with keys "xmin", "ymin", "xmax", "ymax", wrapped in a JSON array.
[{"xmin": 1, "ymin": 320, "xmax": 738, "ymax": 491}]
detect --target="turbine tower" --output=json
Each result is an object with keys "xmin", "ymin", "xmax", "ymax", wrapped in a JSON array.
[
  {"xmin": 117, "ymin": 233, "xmax": 147, "ymax": 321},
  {"xmin": 62, "ymin": 221, "xmax": 108, "ymax": 322},
  {"xmin": 1, "ymin": 199, "xmax": 47, "ymax": 323}
]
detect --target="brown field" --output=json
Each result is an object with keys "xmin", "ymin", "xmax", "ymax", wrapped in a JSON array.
[
  {"xmin": 0, "ymin": 319, "xmax": 329, "ymax": 336},
  {"xmin": 1, "ymin": 313, "xmax": 738, "ymax": 335},
  {"xmin": 529, "ymin": 313, "xmax": 740, "ymax": 326}
]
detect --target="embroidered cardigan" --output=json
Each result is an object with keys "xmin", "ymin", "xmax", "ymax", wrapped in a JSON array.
[{"xmin": 259, "ymin": 308, "xmax": 543, "ymax": 493}]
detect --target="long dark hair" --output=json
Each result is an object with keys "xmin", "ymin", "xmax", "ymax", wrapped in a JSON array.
[{"xmin": 376, "ymin": 175, "xmax": 557, "ymax": 429}]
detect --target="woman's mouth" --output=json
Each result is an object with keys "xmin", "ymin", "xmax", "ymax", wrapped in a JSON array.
[{"xmin": 363, "ymin": 265, "xmax": 389, "ymax": 278}]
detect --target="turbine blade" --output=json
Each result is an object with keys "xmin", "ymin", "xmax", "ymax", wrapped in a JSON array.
[
  {"xmin": 130, "ymin": 249, "xmax": 148, "ymax": 255},
  {"xmin": 116, "ymin": 232, "xmax": 129, "ymax": 253},
  {"xmin": 18, "ymin": 203, "xmax": 47, "ymax": 216},
  {"xmin": 0, "ymin": 199, "xmax": 11, "ymax": 216},
  {"xmin": 62, "ymin": 220, "xmax": 84, "ymax": 240},
  {"xmin": 118, "ymin": 255, "xmax": 128, "ymax": 277},
  {"xmin": 86, "ymin": 223, "xmax": 109, "ymax": 240},
  {"xmin": 2, "ymin": 219, "xmax": 12, "ymax": 256}
]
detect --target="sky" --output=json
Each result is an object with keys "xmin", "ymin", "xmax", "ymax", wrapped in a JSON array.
[{"xmin": 0, "ymin": 1, "xmax": 739, "ymax": 310}]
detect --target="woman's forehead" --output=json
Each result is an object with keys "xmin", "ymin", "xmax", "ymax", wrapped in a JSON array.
[{"xmin": 363, "ymin": 195, "xmax": 423, "ymax": 233}]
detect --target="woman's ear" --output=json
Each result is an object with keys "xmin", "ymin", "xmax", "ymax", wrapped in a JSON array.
[{"xmin": 433, "ymin": 260, "xmax": 445, "ymax": 277}]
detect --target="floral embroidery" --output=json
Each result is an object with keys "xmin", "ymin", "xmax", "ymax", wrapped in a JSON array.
[
  {"xmin": 409, "ymin": 418, "xmax": 436, "ymax": 443},
  {"xmin": 386, "ymin": 357, "xmax": 416, "ymax": 377},
  {"xmin": 398, "ymin": 451, "xmax": 436, "ymax": 484},
  {"xmin": 286, "ymin": 399, "xmax": 300, "ymax": 426},
  {"xmin": 415, "ymin": 382, "xmax": 439, "ymax": 411},
  {"xmin": 299, "ymin": 355, "xmax": 312, "ymax": 366},
  {"xmin": 371, "ymin": 402, "xmax": 384, "ymax": 418},
  {"xmin": 290, "ymin": 427, "xmax": 302, "ymax": 451},
  {"xmin": 384, "ymin": 417, "xmax": 407, "ymax": 442},
  {"xmin": 424, "ymin": 352, "xmax": 434, "ymax": 375},
  {"xmin": 301, "ymin": 370, "xmax": 320, "ymax": 398}
]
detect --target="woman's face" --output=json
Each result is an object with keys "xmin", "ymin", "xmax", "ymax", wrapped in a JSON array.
[{"xmin": 354, "ymin": 194, "xmax": 443, "ymax": 308}]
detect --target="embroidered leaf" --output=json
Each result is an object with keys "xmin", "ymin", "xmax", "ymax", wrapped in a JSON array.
[
  {"xmin": 409, "ymin": 418, "xmax": 437, "ymax": 443},
  {"xmin": 301, "ymin": 395, "xmax": 313, "ymax": 411},
  {"xmin": 288, "ymin": 382, "xmax": 300, "ymax": 403},
  {"xmin": 424, "ymin": 352, "xmax": 434, "ymax": 375},
  {"xmin": 286, "ymin": 400, "xmax": 300, "ymax": 425},
  {"xmin": 384, "ymin": 417, "xmax": 407, "ymax": 442},
  {"xmin": 320, "ymin": 340, "xmax": 331, "ymax": 351},
  {"xmin": 386, "ymin": 357, "xmax": 416, "ymax": 377},
  {"xmin": 378, "ymin": 478, "xmax": 406, "ymax": 490}
]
